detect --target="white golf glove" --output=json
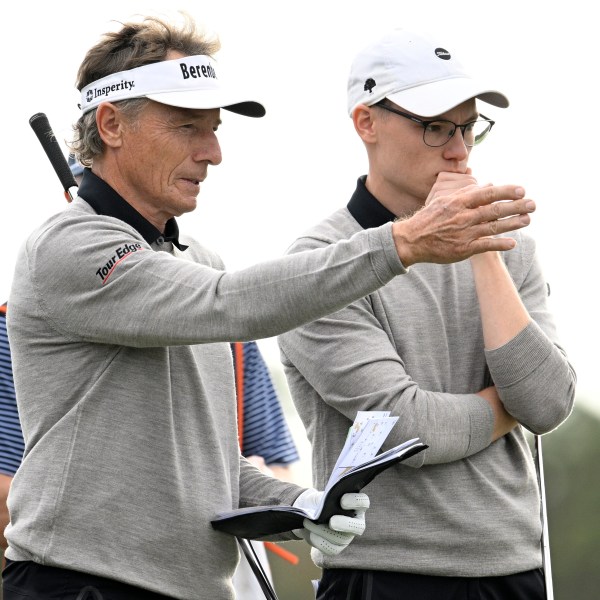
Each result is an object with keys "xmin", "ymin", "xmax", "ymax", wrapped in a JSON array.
[{"xmin": 292, "ymin": 488, "xmax": 370, "ymax": 556}]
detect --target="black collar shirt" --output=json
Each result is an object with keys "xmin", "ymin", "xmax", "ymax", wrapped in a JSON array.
[{"xmin": 77, "ymin": 169, "xmax": 188, "ymax": 251}]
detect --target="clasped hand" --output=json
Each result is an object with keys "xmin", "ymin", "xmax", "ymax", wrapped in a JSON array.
[{"xmin": 292, "ymin": 488, "xmax": 370, "ymax": 555}]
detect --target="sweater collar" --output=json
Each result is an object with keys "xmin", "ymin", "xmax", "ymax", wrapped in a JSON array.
[{"xmin": 347, "ymin": 176, "xmax": 397, "ymax": 230}]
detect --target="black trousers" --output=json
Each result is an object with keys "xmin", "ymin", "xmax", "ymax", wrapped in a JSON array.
[
  {"xmin": 316, "ymin": 568, "xmax": 546, "ymax": 600},
  {"xmin": 2, "ymin": 560, "xmax": 175, "ymax": 600}
]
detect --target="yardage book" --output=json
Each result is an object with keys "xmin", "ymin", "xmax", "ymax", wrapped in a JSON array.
[{"xmin": 211, "ymin": 411, "xmax": 427, "ymax": 538}]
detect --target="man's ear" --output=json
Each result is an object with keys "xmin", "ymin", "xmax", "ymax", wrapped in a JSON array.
[
  {"xmin": 352, "ymin": 104, "xmax": 378, "ymax": 144},
  {"xmin": 96, "ymin": 102, "xmax": 124, "ymax": 149}
]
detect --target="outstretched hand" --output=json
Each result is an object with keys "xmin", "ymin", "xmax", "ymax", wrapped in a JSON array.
[
  {"xmin": 292, "ymin": 489, "xmax": 370, "ymax": 556},
  {"xmin": 393, "ymin": 182, "xmax": 535, "ymax": 267}
]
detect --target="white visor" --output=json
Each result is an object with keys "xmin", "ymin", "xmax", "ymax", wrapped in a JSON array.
[{"xmin": 80, "ymin": 55, "xmax": 265, "ymax": 117}]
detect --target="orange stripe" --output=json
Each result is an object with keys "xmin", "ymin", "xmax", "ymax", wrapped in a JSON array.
[
  {"xmin": 233, "ymin": 342, "xmax": 244, "ymax": 451},
  {"xmin": 0, "ymin": 304, "xmax": 6, "ymax": 315},
  {"xmin": 263, "ymin": 541, "xmax": 299, "ymax": 565}
]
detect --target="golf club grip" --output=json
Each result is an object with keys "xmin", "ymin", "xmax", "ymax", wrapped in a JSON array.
[{"xmin": 29, "ymin": 112, "xmax": 78, "ymax": 193}]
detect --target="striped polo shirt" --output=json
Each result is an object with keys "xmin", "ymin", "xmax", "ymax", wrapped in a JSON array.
[
  {"xmin": 0, "ymin": 303, "xmax": 25, "ymax": 475},
  {"xmin": 232, "ymin": 341, "xmax": 299, "ymax": 466}
]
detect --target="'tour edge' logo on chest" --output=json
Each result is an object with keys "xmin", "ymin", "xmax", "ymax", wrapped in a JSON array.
[{"xmin": 96, "ymin": 242, "xmax": 144, "ymax": 284}]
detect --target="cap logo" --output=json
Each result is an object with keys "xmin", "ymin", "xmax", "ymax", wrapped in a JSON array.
[
  {"xmin": 363, "ymin": 78, "xmax": 376, "ymax": 94},
  {"xmin": 85, "ymin": 79, "xmax": 135, "ymax": 105},
  {"xmin": 80, "ymin": 55, "xmax": 220, "ymax": 114},
  {"xmin": 435, "ymin": 48, "xmax": 451, "ymax": 60},
  {"xmin": 179, "ymin": 60, "xmax": 217, "ymax": 81}
]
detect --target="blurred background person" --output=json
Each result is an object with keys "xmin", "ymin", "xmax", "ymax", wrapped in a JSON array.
[
  {"xmin": 0, "ymin": 301, "xmax": 25, "ymax": 597},
  {"xmin": 231, "ymin": 340, "xmax": 300, "ymax": 598}
]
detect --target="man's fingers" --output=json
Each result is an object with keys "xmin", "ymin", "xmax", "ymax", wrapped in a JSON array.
[
  {"xmin": 306, "ymin": 532, "xmax": 350, "ymax": 556},
  {"xmin": 294, "ymin": 525, "xmax": 350, "ymax": 556},
  {"xmin": 303, "ymin": 519, "xmax": 353, "ymax": 542},
  {"xmin": 392, "ymin": 183, "xmax": 535, "ymax": 266},
  {"xmin": 329, "ymin": 513, "xmax": 367, "ymax": 536},
  {"xmin": 330, "ymin": 492, "xmax": 369, "ymax": 534},
  {"xmin": 340, "ymin": 492, "xmax": 370, "ymax": 511},
  {"xmin": 425, "ymin": 173, "xmax": 478, "ymax": 205},
  {"xmin": 470, "ymin": 236, "xmax": 517, "ymax": 254},
  {"xmin": 298, "ymin": 492, "xmax": 370, "ymax": 555},
  {"xmin": 491, "ymin": 214, "xmax": 532, "ymax": 235},
  {"xmin": 462, "ymin": 184, "xmax": 526, "ymax": 209},
  {"xmin": 476, "ymin": 198, "xmax": 536, "ymax": 224},
  {"xmin": 302, "ymin": 519, "xmax": 354, "ymax": 545}
]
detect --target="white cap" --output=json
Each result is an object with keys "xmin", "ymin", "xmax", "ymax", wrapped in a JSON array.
[
  {"xmin": 347, "ymin": 29, "xmax": 509, "ymax": 117},
  {"xmin": 81, "ymin": 55, "xmax": 265, "ymax": 118}
]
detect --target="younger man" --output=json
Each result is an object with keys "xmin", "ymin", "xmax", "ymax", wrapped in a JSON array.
[{"xmin": 279, "ymin": 28, "xmax": 576, "ymax": 599}]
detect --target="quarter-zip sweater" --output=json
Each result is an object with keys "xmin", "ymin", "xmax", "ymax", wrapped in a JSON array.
[
  {"xmin": 6, "ymin": 171, "xmax": 407, "ymax": 599},
  {"xmin": 279, "ymin": 176, "xmax": 576, "ymax": 577}
]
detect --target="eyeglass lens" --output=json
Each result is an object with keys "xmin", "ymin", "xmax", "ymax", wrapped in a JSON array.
[{"xmin": 424, "ymin": 120, "xmax": 492, "ymax": 147}]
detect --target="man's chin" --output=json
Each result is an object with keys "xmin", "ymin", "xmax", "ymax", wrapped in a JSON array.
[
  {"xmin": 171, "ymin": 196, "xmax": 198, "ymax": 217},
  {"xmin": 183, "ymin": 201, "xmax": 199, "ymax": 215}
]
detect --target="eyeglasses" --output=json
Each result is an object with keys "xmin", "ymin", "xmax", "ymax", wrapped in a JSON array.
[{"xmin": 375, "ymin": 101, "xmax": 495, "ymax": 148}]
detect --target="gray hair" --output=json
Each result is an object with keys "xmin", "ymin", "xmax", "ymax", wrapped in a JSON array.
[{"xmin": 70, "ymin": 13, "xmax": 220, "ymax": 165}]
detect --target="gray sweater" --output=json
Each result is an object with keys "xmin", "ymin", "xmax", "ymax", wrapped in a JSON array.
[
  {"xmin": 6, "ymin": 196, "xmax": 406, "ymax": 599},
  {"xmin": 278, "ymin": 202, "xmax": 576, "ymax": 578}
]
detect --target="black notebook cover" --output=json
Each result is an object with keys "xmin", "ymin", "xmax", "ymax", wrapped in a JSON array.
[{"xmin": 211, "ymin": 440, "xmax": 427, "ymax": 538}]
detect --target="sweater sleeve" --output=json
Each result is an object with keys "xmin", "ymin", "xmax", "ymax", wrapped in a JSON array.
[
  {"xmin": 485, "ymin": 239, "xmax": 576, "ymax": 433},
  {"xmin": 278, "ymin": 292, "xmax": 495, "ymax": 466},
  {"xmin": 237, "ymin": 454, "xmax": 305, "ymax": 541},
  {"xmin": 21, "ymin": 208, "xmax": 407, "ymax": 348},
  {"xmin": 278, "ymin": 235, "xmax": 497, "ymax": 467}
]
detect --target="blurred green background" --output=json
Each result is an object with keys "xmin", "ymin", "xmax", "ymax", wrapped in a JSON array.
[{"xmin": 269, "ymin": 400, "xmax": 599, "ymax": 600}]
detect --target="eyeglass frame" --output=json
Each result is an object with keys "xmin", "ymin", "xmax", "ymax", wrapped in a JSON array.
[{"xmin": 374, "ymin": 100, "xmax": 495, "ymax": 148}]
